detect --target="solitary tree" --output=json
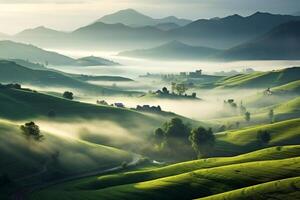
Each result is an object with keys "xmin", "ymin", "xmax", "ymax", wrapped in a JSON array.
[
  {"xmin": 268, "ymin": 109, "xmax": 274, "ymax": 123},
  {"xmin": 63, "ymin": 91, "xmax": 74, "ymax": 100},
  {"xmin": 189, "ymin": 127, "xmax": 215, "ymax": 158},
  {"xmin": 257, "ymin": 130, "xmax": 271, "ymax": 144},
  {"xmin": 162, "ymin": 87, "xmax": 169, "ymax": 94},
  {"xmin": 245, "ymin": 111, "xmax": 251, "ymax": 122},
  {"xmin": 20, "ymin": 122, "xmax": 44, "ymax": 141}
]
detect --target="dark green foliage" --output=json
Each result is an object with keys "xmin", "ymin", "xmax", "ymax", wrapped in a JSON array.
[
  {"xmin": 269, "ymin": 109, "xmax": 275, "ymax": 123},
  {"xmin": 20, "ymin": 122, "xmax": 44, "ymax": 141},
  {"xmin": 189, "ymin": 127, "xmax": 215, "ymax": 158},
  {"xmin": 245, "ymin": 111, "xmax": 251, "ymax": 122},
  {"xmin": 257, "ymin": 130, "xmax": 271, "ymax": 144},
  {"xmin": 162, "ymin": 87, "xmax": 169, "ymax": 94},
  {"xmin": 153, "ymin": 128, "xmax": 165, "ymax": 145},
  {"xmin": 163, "ymin": 118, "xmax": 190, "ymax": 138},
  {"xmin": 152, "ymin": 118, "xmax": 193, "ymax": 159},
  {"xmin": 63, "ymin": 91, "xmax": 74, "ymax": 100}
]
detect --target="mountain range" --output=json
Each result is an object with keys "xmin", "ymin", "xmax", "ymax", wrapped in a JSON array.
[
  {"xmin": 96, "ymin": 9, "xmax": 192, "ymax": 27},
  {"xmin": 119, "ymin": 40, "xmax": 221, "ymax": 60},
  {"xmin": 120, "ymin": 21, "xmax": 300, "ymax": 61},
  {"xmin": 6, "ymin": 9, "xmax": 300, "ymax": 56}
]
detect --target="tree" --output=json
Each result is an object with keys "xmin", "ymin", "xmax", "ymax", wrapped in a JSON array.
[
  {"xmin": 153, "ymin": 128, "xmax": 165, "ymax": 145},
  {"xmin": 20, "ymin": 122, "xmax": 44, "ymax": 141},
  {"xmin": 257, "ymin": 130, "xmax": 271, "ymax": 144},
  {"xmin": 268, "ymin": 109, "xmax": 274, "ymax": 123},
  {"xmin": 175, "ymin": 84, "xmax": 188, "ymax": 95},
  {"xmin": 63, "ymin": 91, "xmax": 73, "ymax": 100},
  {"xmin": 164, "ymin": 118, "xmax": 190, "ymax": 138},
  {"xmin": 189, "ymin": 127, "xmax": 215, "ymax": 158},
  {"xmin": 244, "ymin": 111, "xmax": 251, "ymax": 122},
  {"xmin": 162, "ymin": 87, "xmax": 169, "ymax": 94}
]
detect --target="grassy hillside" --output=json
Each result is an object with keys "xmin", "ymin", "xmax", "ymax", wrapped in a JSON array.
[
  {"xmin": 213, "ymin": 118, "xmax": 300, "ymax": 156},
  {"xmin": 244, "ymin": 80, "xmax": 300, "ymax": 108},
  {"xmin": 0, "ymin": 119, "xmax": 133, "ymax": 199},
  {"xmin": 75, "ymin": 145, "xmax": 300, "ymax": 190},
  {"xmin": 30, "ymin": 155, "xmax": 300, "ymax": 200},
  {"xmin": 198, "ymin": 176, "xmax": 300, "ymax": 200},
  {"xmin": 0, "ymin": 60, "xmax": 136, "ymax": 95},
  {"xmin": 214, "ymin": 67, "xmax": 300, "ymax": 89}
]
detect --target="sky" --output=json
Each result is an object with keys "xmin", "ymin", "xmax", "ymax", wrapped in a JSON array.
[{"xmin": 0, "ymin": 0, "xmax": 299, "ymax": 34}]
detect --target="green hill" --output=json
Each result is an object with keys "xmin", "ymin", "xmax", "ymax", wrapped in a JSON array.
[
  {"xmin": 213, "ymin": 118, "xmax": 300, "ymax": 156},
  {"xmin": 76, "ymin": 145, "xmax": 300, "ymax": 190},
  {"xmin": 30, "ymin": 153, "xmax": 300, "ymax": 200},
  {"xmin": 215, "ymin": 67, "xmax": 300, "ymax": 89},
  {"xmin": 244, "ymin": 80, "xmax": 300, "ymax": 108},
  {"xmin": 198, "ymin": 176, "xmax": 300, "ymax": 200},
  {"xmin": 0, "ymin": 60, "xmax": 135, "ymax": 95},
  {"xmin": 0, "ymin": 119, "xmax": 132, "ymax": 199}
]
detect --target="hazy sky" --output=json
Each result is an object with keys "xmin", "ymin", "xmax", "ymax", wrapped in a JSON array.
[{"xmin": 0, "ymin": 0, "xmax": 299, "ymax": 34}]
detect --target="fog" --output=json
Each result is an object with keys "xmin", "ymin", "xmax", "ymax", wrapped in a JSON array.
[{"xmin": 48, "ymin": 48, "xmax": 300, "ymax": 78}]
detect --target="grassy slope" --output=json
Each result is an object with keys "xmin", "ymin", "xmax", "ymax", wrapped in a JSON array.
[
  {"xmin": 209, "ymin": 96, "xmax": 300, "ymax": 127},
  {"xmin": 214, "ymin": 118, "xmax": 300, "ymax": 156},
  {"xmin": 75, "ymin": 145, "xmax": 300, "ymax": 190},
  {"xmin": 30, "ymin": 156, "xmax": 300, "ymax": 200},
  {"xmin": 214, "ymin": 67, "xmax": 300, "ymax": 89},
  {"xmin": 0, "ymin": 119, "xmax": 132, "ymax": 179},
  {"xmin": 244, "ymin": 80, "xmax": 300, "ymax": 108},
  {"xmin": 0, "ymin": 119, "xmax": 132, "ymax": 198},
  {"xmin": 198, "ymin": 176, "xmax": 300, "ymax": 200}
]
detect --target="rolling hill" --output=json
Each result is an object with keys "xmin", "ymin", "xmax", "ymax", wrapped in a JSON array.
[
  {"xmin": 96, "ymin": 9, "xmax": 192, "ymax": 27},
  {"xmin": 76, "ymin": 56, "xmax": 120, "ymax": 66},
  {"xmin": 29, "ymin": 146, "xmax": 300, "ymax": 200},
  {"xmin": 198, "ymin": 176, "xmax": 300, "ymax": 200},
  {"xmin": 0, "ymin": 60, "xmax": 132, "ymax": 95},
  {"xmin": 119, "ymin": 40, "xmax": 221, "ymax": 60},
  {"xmin": 215, "ymin": 67, "xmax": 300, "ymax": 89},
  {"xmin": 0, "ymin": 119, "xmax": 133, "ymax": 199},
  {"xmin": 220, "ymin": 20, "xmax": 300, "ymax": 60}
]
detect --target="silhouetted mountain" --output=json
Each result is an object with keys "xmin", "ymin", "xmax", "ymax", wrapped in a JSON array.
[
  {"xmin": 0, "ymin": 40, "xmax": 120, "ymax": 66},
  {"xmin": 71, "ymin": 22, "xmax": 167, "ymax": 49},
  {"xmin": 119, "ymin": 40, "xmax": 221, "ymax": 60},
  {"xmin": 171, "ymin": 12, "xmax": 300, "ymax": 48},
  {"xmin": 220, "ymin": 21, "xmax": 300, "ymax": 60},
  {"xmin": 155, "ymin": 23, "xmax": 180, "ymax": 31},
  {"xmin": 0, "ymin": 40, "xmax": 74, "ymax": 65},
  {"xmin": 97, "ymin": 9, "xmax": 191, "ymax": 27}
]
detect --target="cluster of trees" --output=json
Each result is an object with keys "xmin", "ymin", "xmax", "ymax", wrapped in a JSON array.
[
  {"xmin": 20, "ymin": 122, "xmax": 44, "ymax": 141},
  {"xmin": 63, "ymin": 91, "xmax": 74, "ymax": 100},
  {"xmin": 153, "ymin": 118, "xmax": 215, "ymax": 159},
  {"xmin": 154, "ymin": 83, "xmax": 196, "ymax": 98}
]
